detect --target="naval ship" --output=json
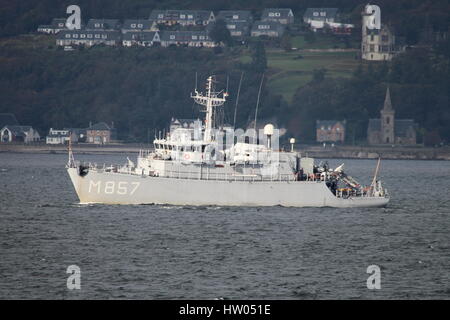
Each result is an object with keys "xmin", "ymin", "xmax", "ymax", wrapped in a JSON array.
[{"xmin": 67, "ymin": 76, "xmax": 389, "ymax": 207}]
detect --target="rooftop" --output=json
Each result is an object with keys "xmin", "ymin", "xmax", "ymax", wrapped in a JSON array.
[
  {"xmin": 88, "ymin": 122, "xmax": 111, "ymax": 131},
  {"xmin": 304, "ymin": 8, "xmax": 339, "ymax": 20}
]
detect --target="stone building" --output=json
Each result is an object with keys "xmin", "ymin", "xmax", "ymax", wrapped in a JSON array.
[
  {"xmin": 316, "ymin": 120, "xmax": 346, "ymax": 143},
  {"xmin": 86, "ymin": 122, "xmax": 113, "ymax": 144},
  {"xmin": 367, "ymin": 88, "xmax": 417, "ymax": 145},
  {"xmin": 361, "ymin": 24, "xmax": 397, "ymax": 61},
  {"xmin": 361, "ymin": 4, "xmax": 403, "ymax": 61}
]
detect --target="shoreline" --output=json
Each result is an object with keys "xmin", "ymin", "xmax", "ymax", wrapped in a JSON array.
[{"xmin": 1, "ymin": 143, "xmax": 450, "ymax": 160}]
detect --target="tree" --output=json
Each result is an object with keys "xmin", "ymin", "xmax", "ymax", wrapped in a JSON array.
[
  {"xmin": 209, "ymin": 19, "xmax": 233, "ymax": 46},
  {"xmin": 251, "ymin": 41, "xmax": 267, "ymax": 72},
  {"xmin": 280, "ymin": 33, "xmax": 292, "ymax": 52},
  {"xmin": 311, "ymin": 68, "xmax": 327, "ymax": 83},
  {"xmin": 304, "ymin": 31, "xmax": 316, "ymax": 44}
]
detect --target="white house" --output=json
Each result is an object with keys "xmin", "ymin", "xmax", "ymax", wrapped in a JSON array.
[
  {"xmin": 46, "ymin": 128, "xmax": 76, "ymax": 144},
  {"xmin": 149, "ymin": 10, "xmax": 215, "ymax": 26},
  {"xmin": 251, "ymin": 21, "xmax": 285, "ymax": 38},
  {"xmin": 261, "ymin": 8, "xmax": 294, "ymax": 25}
]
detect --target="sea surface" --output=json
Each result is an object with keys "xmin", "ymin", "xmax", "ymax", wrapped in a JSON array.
[{"xmin": 0, "ymin": 152, "xmax": 449, "ymax": 299}]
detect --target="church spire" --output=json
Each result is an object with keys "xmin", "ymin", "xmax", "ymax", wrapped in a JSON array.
[{"xmin": 383, "ymin": 86, "xmax": 393, "ymax": 111}]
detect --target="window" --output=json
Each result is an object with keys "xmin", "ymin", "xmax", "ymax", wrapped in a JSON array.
[
  {"xmin": 320, "ymin": 12, "xmax": 326, "ymax": 16},
  {"xmin": 233, "ymin": 15, "xmax": 238, "ymax": 19},
  {"xmin": 73, "ymin": 34, "xmax": 78, "ymax": 38},
  {"xmin": 313, "ymin": 12, "xmax": 319, "ymax": 16},
  {"xmin": 95, "ymin": 34, "xmax": 100, "ymax": 38},
  {"xmin": 137, "ymin": 23, "xmax": 143, "ymax": 28},
  {"xmin": 131, "ymin": 24, "xmax": 136, "ymax": 28},
  {"xmin": 269, "ymin": 12, "xmax": 275, "ymax": 17},
  {"xmin": 258, "ymin": 25, "xmax": 269, "ymax": 29},
  {"xmin": 80, "ymin": 34, "xmax": 86, "ymax": 38},
  {"xmin": 65, "ymin": 34, "xmax": 71, "ymax": 38},
  {"xmin": 170, "ymin": 35, "xmax": 175, "ymax": 40},
  {"xmin": 180, "ymin": 14, "xmax": 185, "ymax": 19},
  {"xmin": 192, "ymin": 35, "xmax": 198, "ymax": 40},
  {"xmin": 370, "ymin": 44, "xmax": 374, "ymax": 52},
  {"xmin": 382, "ymin": 35, "xmax": 388, "ymax": 42},
  {"xmin": 386, "ymin": 117, "xmax": 390, "ymax": 124},
  {"xmin": 227, "ymin": 24, "xmax": 236, "ymax": 29},
  {"xmin": 95, "ymin": 23, "xmax": 100, "ymax": 28},
  {"xmin": 275, "ymin": 12, "xmax": 281, "ymax": 17},
  {"xmin": 158, "ymin": 14, "xmax": 164, "ymax": 19},
  {"xmin": 188, "ymin": 15, "xmax": 193, "ymax": 19},
  {"xmin": 199, "ymin": 35, "xmax": 205, "ymax": 40},
  {"xmin": 101, "ymin": 34, "xmax": 107, "ymax": 39},
  {"xmin": 87, "ymin": 34, "xmax": 93, "ymax": 38}
]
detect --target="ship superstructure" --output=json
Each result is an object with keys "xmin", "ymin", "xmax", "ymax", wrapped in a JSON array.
[{"xmin": 67, "ymin": 76, "xmax": 389, "ymax": 207}]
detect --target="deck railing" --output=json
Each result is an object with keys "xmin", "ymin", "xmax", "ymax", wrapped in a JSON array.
[
  {"xmin": 84, "ymin": 162, "xmax": 298, "ymax": 182},
  {"xmin": 163, "ymin": 169, "xmax": 297, "ymax": 182}
]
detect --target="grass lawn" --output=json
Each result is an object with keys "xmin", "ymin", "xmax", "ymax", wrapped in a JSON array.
[
  {"xmin": 266, "ymin": 49, "xmax": 360, "ymax": 102},
  {"xmin": 234, "ymin": 33, "xmax": 361, "ymax": 102},
  {"xmin": 291, "ymin": 34, "xmax": 359, "ymax": 50}
]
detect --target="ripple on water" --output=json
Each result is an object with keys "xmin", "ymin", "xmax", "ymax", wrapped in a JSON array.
[{"xmin": 0, "ymin": 154, "xmax": 449, "ymax": 299}]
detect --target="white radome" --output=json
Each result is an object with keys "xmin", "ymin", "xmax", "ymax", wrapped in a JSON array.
[{"xmin": 264, "ymin": 123, "xmax": 274, "ymax": 136}]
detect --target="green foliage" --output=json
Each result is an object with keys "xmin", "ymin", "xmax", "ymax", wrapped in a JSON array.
[
  {"xmin": 304, "ymin": 32, "xmax": 316, "ymax": 44},
  {"xmin": 1, "ymin": 0, "xmax": 449, "ymax": 144},
  {"xmin": 311, "ymin": 68, "xmax": 327, "ymax": 83},
  {"xmin": 280, "ymin": 34, "xmax": 292, "ymax": 52},
  {"xmin": 0, "ymin": 36, "xmax": 282, "ymax": 141},
  {"xmin": 209, "ymin": 19, "xmax": 233, "ymax": 46},
  {"xmin": 289, "ymin": 41, "xmax": 450, "ymax": 144},
  {"xmin": 250, "ymin": 41, "xmax": 267, "ymax": 72}
]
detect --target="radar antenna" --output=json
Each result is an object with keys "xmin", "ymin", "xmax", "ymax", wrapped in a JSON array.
[{"xmin": 191, "ymin": 76, "xmax": 228, "ymax": 142}]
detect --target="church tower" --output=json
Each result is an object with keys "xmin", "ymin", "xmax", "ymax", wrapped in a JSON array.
[{"xmin": 380, "ymin": 87, "xmax": 395, "ymax": 144}]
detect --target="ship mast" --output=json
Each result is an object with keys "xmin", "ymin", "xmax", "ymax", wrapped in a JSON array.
[
  {"xmin": 67, "ymin": 136, "xmax": 75, "ymax": 168},
  {"xmin": 191, "ymin": 76, "xmax": 228, "ymax": 142}
]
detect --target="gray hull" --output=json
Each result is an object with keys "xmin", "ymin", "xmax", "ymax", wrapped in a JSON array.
[{"xmin": 67, "ymin": 168, "xmax": 389, "ymax": 208}]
